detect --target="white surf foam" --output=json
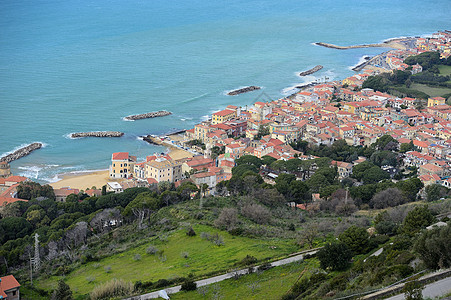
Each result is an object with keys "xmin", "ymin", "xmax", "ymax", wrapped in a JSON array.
[{"xmin": 348, "ymin": 55, "xmax": 371, "ymax": 71}]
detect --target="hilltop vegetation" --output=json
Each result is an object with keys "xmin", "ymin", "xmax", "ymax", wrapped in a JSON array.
[
  {"xmin": 362, "ymin": 52, "xmax": 451, "ymax": 100},
  {"xmin": 1, "ymin": 135, "xmax": 451, "ymax": 299}
]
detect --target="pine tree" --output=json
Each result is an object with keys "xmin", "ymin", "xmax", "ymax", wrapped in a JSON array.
[{"xmin": 51, "ymin": 280, "xmax": 73, "ymax": 300}]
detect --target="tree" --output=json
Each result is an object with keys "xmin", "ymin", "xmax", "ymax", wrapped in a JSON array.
[
  {"xmin": 123, "ymin": 192, "xmax": 161, "ymax": 229},
  {"xmin": 317, "ymin": 242, "xmax": 352, "ymax": 271},
  {"xmin": 414, "ymin": 225, "xmax": 451, "ymax": 270},
  {"xmin": 352, "ymin": 161, "xmax": 375, "ymax": 181},
  {"xmin": 261, "ymin": 155, "xmax": 277, "ymax": 166},
  {"xmin": 402, "ymin": 206, "xmax": 435, "ymax": 234},
  {"xmin": 402, "ymin": 280, "xmax": 424, "ymax": 300},
  {"xmin": 425, "ymin": 184, "xmax": 442, "ymax": 202},
  {"xmin": 235, "ymin": 155, "xmax": 262, "ymax": 168},
  {"xmin": 241, "ymin": 203, "xmax": 271, "ymax": 225},
  {"xmin": 0, "ymin": 217, "xmax": 32, "ymax": 243},
  {"xmin": 339, "ymin": 225, "xmax": 370, "ymax": 255},
  {"xmin": 370, "ymin": 188, "xmax": 406, "ymax": 209},
  {"xmin": 214, "ymin": 208, "xmax": 238, "ymax": 230},
  {"xmin": 51, "ymin": 279, "xmax": 73, "ymax": 300},
  {"xmin": 400, "ymin": 141, "xmax": 414, "ymax": 153},
  {"xmin": 372, "ymin": 135, "xmax": 399, "ymax": 151},
  {"xmin": 362, "ymin": 166, "xmax": 389, "ymax": 184}
]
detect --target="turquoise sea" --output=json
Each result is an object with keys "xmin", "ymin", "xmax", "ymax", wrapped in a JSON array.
[{"xmin": 1, "ymin": 0, "xmax": 450, "ymax": 183}]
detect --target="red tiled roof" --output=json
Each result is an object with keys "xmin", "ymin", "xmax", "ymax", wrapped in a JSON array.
[
  {"xmin": 0, "ymin": 275, "xmax": 20, "ymax": 297},
  {"xmin": 5, "ymin": 175, "xmax": 28, "ymax": 183},
  {"xmin": 0, "ymin": 196, "xmax": 27, "ymax": 207},
  {"xmin": 112, "ymin": 152, "xmax": 129, "ymax": 160},
  {"xmin": 213, "ymin": 109, "xmax": 235, "ymax": 117}
]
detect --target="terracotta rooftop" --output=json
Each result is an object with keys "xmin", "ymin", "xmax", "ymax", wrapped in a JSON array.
[{"xmin": 0, "ymin": 275, "xmax": 20, "ymax": 298}]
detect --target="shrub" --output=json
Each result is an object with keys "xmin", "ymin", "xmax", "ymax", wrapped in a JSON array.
[
  {"xmin": 133, "ymin": 254, "xmax": 141, "ymax": 261},
  {"xmin": 186, "ymin": 226, "xmax": 196, "ymax": 236},
  {"xmin": 257, "ymin": 262, "xmax": 273, "ymax": 271},
  {"xmin": 241, "ymin": 203, "xmax": 271, "ymax": 225},
  {"xmin": 90, "ymin": 278, "xmax": 134, "ymax": 300},
  {"xmin": 238, "ymin": 255, "xmax": 258, "ymax": 266},
  {"xmin": 214, "ymin": 208, "xmax": 238, "ymax": 230},
  {"xmin": 180, "ymin": 279, "xmax": 197, "ymax": 291},
  {"xmin": 86, "ymin": 276, "xmax": 95, "ymax": 283},
  {"xmin": 146, "ymin": 245, "xmax": 158, "ymax": 255},
  {"xmin": 154, "ymin": 279, "xmax": 170, "ymax": 289}
]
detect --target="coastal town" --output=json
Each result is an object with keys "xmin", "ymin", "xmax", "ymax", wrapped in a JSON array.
[
  {"xmin": 1, "ymin": 29, "xmax": 451, "ymax": 300},
  {"xmin": 91, "ymin": 31, "xmax": 451, "ymax": 198}
]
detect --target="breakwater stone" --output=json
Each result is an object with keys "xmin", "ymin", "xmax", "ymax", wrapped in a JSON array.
[
  {"xmin": 70, "ymin": 131, "xmax": 124, "ymax": 138},
  {"xmin": 124, "ymin": 110, "xmax": 172, "ymax": 121},
  {"xmin": 227, "ymin": 86, "xmax": 261, "ymax": 95},
  {"xmin": 0, "ymin": 143, "xmax": 43, "ymax": 163}
]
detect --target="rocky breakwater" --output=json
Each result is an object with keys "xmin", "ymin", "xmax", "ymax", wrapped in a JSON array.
[
  {"xmin": 299, "ymin": 65, "xmax": 323, "ymax": 76},
  {"xmin": 70, "ymin": 131, "xmax": 124, "ymax": 138},
  {"xmin": 0, "ymin": 143, "xmax": 43, "ymax": 163},
  {"xmin": 227, "ymin": 86, "xmax": 261, "ymax": 95},
  {"xmin": 124, "ymin": 110, "xmax": 172, "ymax": 121}
]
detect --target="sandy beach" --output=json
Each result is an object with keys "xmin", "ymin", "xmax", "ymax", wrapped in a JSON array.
[
  {"xmin": 50, "ymin": 170, "xmax": 110, "ymax": 190},
  {"xmin": 49, "ymin": 144, "xmax": 194, "ymax": 190}
]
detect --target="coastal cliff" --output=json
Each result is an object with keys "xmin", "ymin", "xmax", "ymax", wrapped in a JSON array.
[
  {"xmin": 0, "ymin": 143, "xmax": 43, "ymax": 163},
  {"xmin": 124, "ymin": 110, "xmax": 172, "ymax": 121},
  {"xmin": 299, "ymin": 65, "xmax": 323, "ymax": 76},
  {"xmin": 70, "ymin": 131, "xmax": 124, "ymax": 138},
  {"xmin": 227, "ymin": 86, "xmax": 261, "ymax": 95}
]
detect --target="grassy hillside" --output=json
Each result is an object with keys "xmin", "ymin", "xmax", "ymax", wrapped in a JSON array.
[{"xmin": 37, "ymin": 224, "xmax": 297, "ymax": 297}]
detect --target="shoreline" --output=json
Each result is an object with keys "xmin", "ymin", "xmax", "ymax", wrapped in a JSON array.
[{"xmin": 49, "ymin": 169, "xmax": 110, "ymax": 190}]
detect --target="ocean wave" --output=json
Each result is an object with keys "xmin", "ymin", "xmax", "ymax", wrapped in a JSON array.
[
  {"xmin": 122, "ymin": 117, "xmax": 135, "ymax": 122},
  {"xmin": 181, "ymin": 92, "xmax": 209, "ymax": 103},
  {"xmin": 348, "ymin": 55, "xmax": 371, "ymax": 71},
  {"xmin": 64, "ymin": 133, "xmax": 81, "ymax": 139},
  {"xmin": 136, "ymin": 136, "xmax": 144, "ymax": 141}
]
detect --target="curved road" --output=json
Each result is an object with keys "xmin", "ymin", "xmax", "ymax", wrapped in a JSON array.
[
  {"xmin": 386, "ymin": 276, "xmax": 451, "ymax": 300},
  {"xmin": 127, "ymin": 249, "xmax": 319, "ymax": 299}
]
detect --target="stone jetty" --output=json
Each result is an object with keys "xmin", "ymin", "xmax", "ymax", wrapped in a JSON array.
[
  {"xmin": 299, "ymin": 65, "xmax": 323, "ymax": 76},
  {"xmin": 0, "ymin": 143, "xmax": 43, "ymax": 163},
  {"xmin": 227, "ymin": 86, "xmax": 261, "ymax": 96},
  {"xmin": 70, "ymin": 131, "xmax": 124, "ymax": 138},
  {"xmin": 124, "ymin": 110, "xmax": 172, "ymax": 121}
]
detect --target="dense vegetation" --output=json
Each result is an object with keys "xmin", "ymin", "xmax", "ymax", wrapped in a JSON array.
[
  {"xmin": 1, "ymin": 134, "xmax": 450, "ymax": 299},
  {"xmin": 362, "ymin": 52, "xmax": 451, "ymax": 99}
]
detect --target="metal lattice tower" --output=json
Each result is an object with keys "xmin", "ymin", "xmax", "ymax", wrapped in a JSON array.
[{"xmin": 33, "ymin": 233, "xmax": 40, "ymax": 272}]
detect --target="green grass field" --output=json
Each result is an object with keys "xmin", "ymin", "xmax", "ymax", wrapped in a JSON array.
[
  {"xmin": 37, "ymin": 224, "xmax": 297, "ymax": 297},
  {"xmin": 410, "ymin": 83, "xmax": 451, "ymax": 98},
  {"xmin": 171, "ymin": 259, "xmax": 320, "ymax": 300},
  {"xmin": 438, "ymin": 65, "xmax": 451, "ymax": 76}
]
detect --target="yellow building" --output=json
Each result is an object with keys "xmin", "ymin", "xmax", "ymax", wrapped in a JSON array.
[
  {"xmin": 211, "ymin": 109, "xmax": 236, "ymax": 125},
  {"xmin": 145, "ymin": 157, "xmax": 182, "ymax": 183},
  {"xmin": 194, "ymin": 123, "xmax": 213, "ymax": 142},
  {"xmin": 428, "ymin": 96, "xmax": 445, "ymax": 107},
  {"xmin": 109, "ymin": 152, "xmax": 137, "ymax": 179}
]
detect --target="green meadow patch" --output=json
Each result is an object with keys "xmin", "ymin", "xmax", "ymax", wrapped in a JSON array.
[{"xmin": 37, "ymin": 224, "xmax": 297, "ymax": 297}]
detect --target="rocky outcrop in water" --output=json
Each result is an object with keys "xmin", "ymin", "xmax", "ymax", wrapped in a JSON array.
[
  {"xmin": 0, "ymin": 143, "xmax": 43, "ymax": 163},
  {"xmin": 227, "ymin": 86, "xmax": 261, "ymax": 96},
  {"xmin": 71, "ymin": 131, "xmax": 124, "ymax": 138},
  {"xmin": 299, "ymin": 65, "xmax": 323, "ymax": 76},
  {"xmin": 124, "ymin": 110, "xmax": 172, "ymax": 121}
]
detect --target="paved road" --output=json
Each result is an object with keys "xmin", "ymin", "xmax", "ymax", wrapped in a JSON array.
[
  {"xmin": 386, "ymin": 276, "xmax": 451, "ymax": 300},
  {"xmin": 128, "ymin": 250, "xmax": 319, "ymax": 299}
]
